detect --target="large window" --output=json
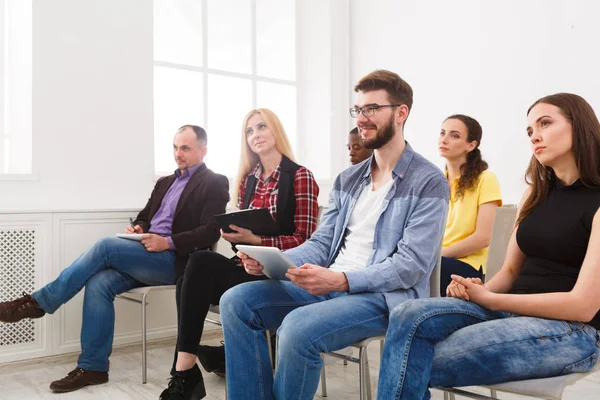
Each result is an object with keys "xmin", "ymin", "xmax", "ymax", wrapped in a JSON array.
[
  {"xmin": 153, "ymin": 0, "xmax": 296, "ymax": 177},
  {"xmin": 0, "ymin": 0, "xmax": 32, "ymax": 175}
]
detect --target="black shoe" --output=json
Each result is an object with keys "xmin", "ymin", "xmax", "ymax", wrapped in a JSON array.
[
  {"xmin": 158, "ymin": 364, "xmax": 206, "ymax": 400},
  {"xmin": 197, "ymin": 343, "xmax": 226, "ymax": 377}
]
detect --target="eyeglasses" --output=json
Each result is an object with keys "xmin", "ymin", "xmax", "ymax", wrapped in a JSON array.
[{"xmin": 349, "ymin": 104, "xmax": 401, "ymax": 118}]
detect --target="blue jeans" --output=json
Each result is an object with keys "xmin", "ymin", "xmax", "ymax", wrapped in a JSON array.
[
  {"xmin": 32, "ymin": 237, "xmax": 176, "ymax": 372},
  {"xmin": 377, "ymin": 297, "xmax": 600, "ymax": 400},
  {"xmin": 219, "ymin": 280, "xmax": 389, "ymax": 400}
]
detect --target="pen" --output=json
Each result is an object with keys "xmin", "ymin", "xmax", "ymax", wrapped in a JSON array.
[{"xmin": 129, "ymin": 217, "xmax": 135, "ymax": 228}]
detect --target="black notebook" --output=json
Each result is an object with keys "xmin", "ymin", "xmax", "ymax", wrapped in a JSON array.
[{"xmin": 214, "ymin": 208, "xmax": 278, "ymax": 236}]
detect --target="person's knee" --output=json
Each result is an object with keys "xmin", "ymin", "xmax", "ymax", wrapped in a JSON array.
[
  {"xmin": 184, "ymin": 250, "xmax": 219, "ymax": 279},
  {"xmin": 187, "ymin": 250, "xmax": 215, "ymax": 266},
  {"xmin": 95, "ymin": 236, "xmax": 120, "ymax": 247},
  {"xmin": 92, "ymin": 236, "xmax": 122, "ymax": 255},
  {"xmin": 220, "ymin": 282, "xmax": 271, "ymax": 328},
  {"xmin": 219, "ymin": 285, "xmax": 245, "ymax": 320},
  {"xmin": 390, "ymin": 299, "xmax": 434, "ymax": 323},
  {"xmin": 85, "ymin": 270, "xmax": 121, "ymax": 299},
  {"xmin": 278, "ymin": 313, "xmax": 322, "ymax": 357}
]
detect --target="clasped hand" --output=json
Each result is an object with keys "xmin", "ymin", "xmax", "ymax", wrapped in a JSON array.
[{"xmin": 447, "ymin": 275, "xmax": 493, "ymax": 307}]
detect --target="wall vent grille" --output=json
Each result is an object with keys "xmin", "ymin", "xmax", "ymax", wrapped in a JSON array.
[{"xmin": 0, "ymin": 230, "xmax": 37, "ymax": 347}]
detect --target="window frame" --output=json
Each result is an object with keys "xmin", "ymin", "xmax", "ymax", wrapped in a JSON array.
[{"xmin": 153, "ymin": 0, "xmax": 299, "ymax": 179}]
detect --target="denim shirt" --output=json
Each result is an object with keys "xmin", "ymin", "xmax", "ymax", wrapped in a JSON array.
[{"xmin": 284, "ymin": 143, "xmax": 449, "ymax": 310}]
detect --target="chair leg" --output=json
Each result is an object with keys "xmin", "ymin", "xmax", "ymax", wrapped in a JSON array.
[
  {"xmin": 320, "ymin": 354, "xmax": 328, "ymax": 397},
  {"xmin": 363, "ymin": 346, "xmax": 373, "ymax": 400},
  {"xmin": 141, "ymin": 293, "xmax": 147, "ymax": 384},
  {"xmin": 443, "ymin": 392, "xmax": 449, "ymax": 400},
  {"xmin": 359, "ymin": 345, "xmax": 368, "ymax": 400}
]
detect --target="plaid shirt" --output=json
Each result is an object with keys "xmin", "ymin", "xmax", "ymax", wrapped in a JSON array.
[{"xmin": 238, "ymin": 163, "xmax": 319, "ymax": 250}]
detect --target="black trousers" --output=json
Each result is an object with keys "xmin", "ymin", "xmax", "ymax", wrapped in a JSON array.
[
  {"xmin": 439, "ymin": 256, "xmax": 483, "ymax": 297},
  {"xmin": 175, "ymin": 250, "xmax": 266, "ymax": 355}
]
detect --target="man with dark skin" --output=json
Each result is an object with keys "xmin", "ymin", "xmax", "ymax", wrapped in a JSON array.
[{"xmin": 347, "ymin": 127, "xmax": 373, "ymax": 165}]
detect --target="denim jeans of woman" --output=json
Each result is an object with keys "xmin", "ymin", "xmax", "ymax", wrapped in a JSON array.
[{"xmin": 377, "ymin": 297, "xmax": 600, "ymax": 400}]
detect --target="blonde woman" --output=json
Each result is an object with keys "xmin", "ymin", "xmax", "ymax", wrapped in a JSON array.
[{"xmin": 159, "ymin": 109, "xmax": 319, "ymax": 400}]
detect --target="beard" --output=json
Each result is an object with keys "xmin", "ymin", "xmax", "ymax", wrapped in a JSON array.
[{"xmin": 361, "ymin": 114, "xmax": 395, "ymax": 150}]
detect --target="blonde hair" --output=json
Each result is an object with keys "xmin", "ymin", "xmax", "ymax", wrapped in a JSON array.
[{"xmin": 233, "ymin": 108, "xmax": 296, "ymax": 203}]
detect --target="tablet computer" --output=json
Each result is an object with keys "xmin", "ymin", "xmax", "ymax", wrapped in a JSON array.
[
  {"xmin": 215, "ymin": 208, "xmax": 278, "ymax": 237},
  {"xmin": 116, "ymin": 233, "xmax": 145, "ymax": 241},
  {"xmin": 236, "ymin": 245, "xmax": 296, "ymax": 280}
]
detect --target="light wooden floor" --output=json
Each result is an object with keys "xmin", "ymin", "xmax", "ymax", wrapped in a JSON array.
[{"xmin": 1, "ymin": 332, "xmax": 599, "ymax": 400}]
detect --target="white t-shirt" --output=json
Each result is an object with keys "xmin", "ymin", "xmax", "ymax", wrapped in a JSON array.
[{"xmin": 329, "ymin": 178, "xmax": 395, "ymax": 273}]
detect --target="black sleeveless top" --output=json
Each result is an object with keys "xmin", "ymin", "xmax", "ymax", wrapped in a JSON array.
[{"xmin": 512, "ymin": 179, "xmax": 600, "ymax": 329}]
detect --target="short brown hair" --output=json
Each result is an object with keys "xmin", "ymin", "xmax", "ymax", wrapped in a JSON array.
[{"xmin": 354, "ymin": 69, "xmax": 414, "ymax": 117}]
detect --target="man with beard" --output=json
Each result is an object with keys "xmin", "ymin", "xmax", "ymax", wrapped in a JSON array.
[
  {"xmin": 219, "ymin": 70, "xmax": 449, "ymax": 400},
  {"xmin": 347, "ymin": 127, "xmax": 373, "ymax": 164}
]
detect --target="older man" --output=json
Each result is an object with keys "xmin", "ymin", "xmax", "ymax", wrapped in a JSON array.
[{"xmin": 0, "ymin": 125, "xmax": 229, "ymax": 394}]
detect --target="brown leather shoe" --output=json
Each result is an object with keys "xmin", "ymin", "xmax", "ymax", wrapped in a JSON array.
[
  {"xmin": 0, "ymin": 293, "xmax": 45, "ymax": 323},
  {"xmin": 49, "ymin": 368, "xmax": 109, "ymax": 392}
]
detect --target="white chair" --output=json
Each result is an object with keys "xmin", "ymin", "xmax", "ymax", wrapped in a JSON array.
[
  {"xmin": 440, "ymin": 204, "xmax": 600, "ymax": 400},
  {"xmin": 116, "ymin": 284, "xmax": 177, "ymax": 384},
  {"xmin": 484, "ymin": 204, "xmax": 518, "ymax": 281},
  {"xmin": 116, "ymin": 242, "xmax": 221, "ymax": 384},
  {"xmin": 318, "ymin": 246, "xmax": 443, "ymax": 400},
  {"xmin": 117, "ymin": 286, "xmax": 223, "ymax": 384},
  {"xmin": 442, "ymin": 364, "xmax": 600, "ymax": 400}
]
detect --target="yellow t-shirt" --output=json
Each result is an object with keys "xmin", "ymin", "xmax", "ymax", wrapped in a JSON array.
[{"xmin": 443, "ymin": 169, "xmax": 502, "ymax": 274}]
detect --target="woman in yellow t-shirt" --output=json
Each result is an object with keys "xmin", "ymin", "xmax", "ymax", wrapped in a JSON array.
[{"xmin": 439, "ymin": 114, "xmax": 502, "ymax": 296}]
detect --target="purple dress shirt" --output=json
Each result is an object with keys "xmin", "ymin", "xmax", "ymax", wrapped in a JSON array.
[{"xmin": 149, "ymin": 163, "xmax": 203, "ymax": 250}]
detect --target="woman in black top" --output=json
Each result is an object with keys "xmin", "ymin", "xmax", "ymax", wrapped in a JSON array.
[
  {"xmin": 377, "ymin": 93, "xmax": 600, "ymax": 400},
  {"xmin": 159, "ymin": 108, "xmax": 319, "ymax": 400}
]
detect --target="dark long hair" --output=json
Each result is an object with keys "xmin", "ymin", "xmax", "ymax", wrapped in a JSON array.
[
  {"xmin": 445, "ymin": 114, "xmax": 488, "ymax": 200},
  {"xmin": 517, "ymin": 93, "xmax": 600, "ymax": 225}
]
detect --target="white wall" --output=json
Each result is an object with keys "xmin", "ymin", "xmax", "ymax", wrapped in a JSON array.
[
  {"xmin": 297, "ymin": 0, "xmax": 351, "ymax": 203},
  {"xmin": 0, "ymin": 0, "xmax": 155, "ymax": 211},
  {"xmin": 349, "ymin": 0, "xmax": 600, "ymax": 204}
]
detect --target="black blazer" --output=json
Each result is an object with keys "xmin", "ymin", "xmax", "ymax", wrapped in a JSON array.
[{"xmin": 134, "ymin": 163, "xmax": 229, "ymax": 277}]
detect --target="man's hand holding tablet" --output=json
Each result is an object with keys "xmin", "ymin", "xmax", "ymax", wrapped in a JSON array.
[
  {"xmin": 236, "ymin": 245, "xmax": 350, "ymax": 294},
  {"xmin": 237, "ymin": 251, "xmax": 266, "ymax": 276},
  {"xmin": 286, "ymin": 265, "xmax": 350, "ymax": 295}
]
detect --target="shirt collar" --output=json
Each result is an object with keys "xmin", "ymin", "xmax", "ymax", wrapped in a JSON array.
[
  {"xmin": 175, "ymin": 162, "xmax": 203, "ymax": 179},
  {"xmin": 251, "ymin": 163, "xmax": 281, "ymax": 183},
  {"xmin": 361, "ymin": 141, "xmax": 415, "ymax": 181}
]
